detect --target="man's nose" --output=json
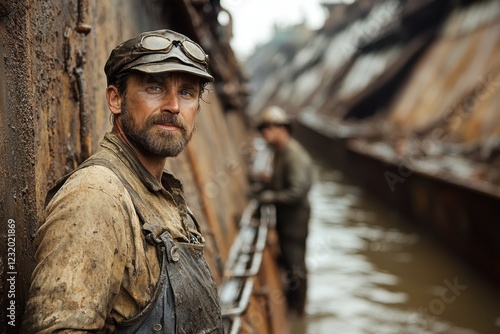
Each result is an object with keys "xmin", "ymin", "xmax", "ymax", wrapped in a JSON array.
[{"xmin": 162, "ymin": 91, "xmax": 180, "ymax": 114}]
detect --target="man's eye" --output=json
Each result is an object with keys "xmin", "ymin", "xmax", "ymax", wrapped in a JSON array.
[
  {"xmin": 180, "ymin": 89, "xmax": 194, "ymax": 97},
  {"xmin": 147, "ymin": 86, "xmax": 162, "ymax": 92}
]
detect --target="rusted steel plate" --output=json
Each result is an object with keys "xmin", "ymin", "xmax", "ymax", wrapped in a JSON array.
[{"xmin": 388, "ymin": 7, "xmax": 500, "ymax": 135}]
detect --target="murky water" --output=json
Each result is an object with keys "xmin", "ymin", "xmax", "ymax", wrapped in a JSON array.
[{"xmin": 293, "ymin": 160, "xmax": 500, "ymax": 334}]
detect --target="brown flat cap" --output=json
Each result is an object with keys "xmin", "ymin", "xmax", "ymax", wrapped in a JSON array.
[{"xmin": 104, "ymin": 29, "xmax": 214, "ymax": 85}]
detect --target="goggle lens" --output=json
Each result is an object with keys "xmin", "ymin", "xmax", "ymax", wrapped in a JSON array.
[
  {"xmin": 182, "ymin": 40, "xmax": 207, "ymax": 63},
  {"xmin": 141, "ymin": 35, "xmax": 173, "ymax": 51},
  {"xmin": 139, "ymin": 34, "xmax": 207, "ymax": 65}
]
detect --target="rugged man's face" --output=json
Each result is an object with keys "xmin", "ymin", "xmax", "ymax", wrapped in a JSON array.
[{"xmin": 118, "ymin": 72, "xmax": 201, "ymax": 157}]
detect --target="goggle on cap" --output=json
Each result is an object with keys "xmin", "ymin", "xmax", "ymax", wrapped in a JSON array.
[{"xmin": 104, "ymin": 29, "xmax": 214, "ymax": 85}]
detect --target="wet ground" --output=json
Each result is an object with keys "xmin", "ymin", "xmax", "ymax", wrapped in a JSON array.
[{"xmin": 292, "ymin": 159, "xmax": 500, "ymax": 334}]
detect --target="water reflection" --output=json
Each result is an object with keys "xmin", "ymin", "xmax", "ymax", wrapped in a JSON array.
[{"xmin": 297, "ymin": 160, "xmax": 500, "ymax": 334}]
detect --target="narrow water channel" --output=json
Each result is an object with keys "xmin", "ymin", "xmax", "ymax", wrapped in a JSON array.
[{"xmin": 294, "ymin": 159, "xmax": 500, "ymax": 334}]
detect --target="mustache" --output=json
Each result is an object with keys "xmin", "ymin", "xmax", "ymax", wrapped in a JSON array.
[{"xmin": 147, "ymin": 114, "xmax": 187, "ymax": 130}]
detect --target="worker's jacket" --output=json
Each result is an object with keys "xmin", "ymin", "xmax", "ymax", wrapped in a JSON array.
[{"xmin": 22, "ymin": 132, "xmax": 222, "ymax": 333}]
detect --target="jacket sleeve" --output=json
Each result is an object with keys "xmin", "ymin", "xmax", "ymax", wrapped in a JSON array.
[{"xmin": 22, "ymin": 166, "xmax": 133, "ymax": 334}]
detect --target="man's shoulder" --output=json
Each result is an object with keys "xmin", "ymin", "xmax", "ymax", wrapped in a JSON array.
[
  {"xmin": 41, "ymin": 164, "xmax": 135, "ymax": 235},
  {"xmin": 74, "ymin": 164, "xmax": 129, "ymax": 193},
  {"xmin": 71, "ymin": 164, "xmax": 123, "ymax": 183},
  {"xmin": 49, "ymin": 165, "xmax": 129, "ymax": 206},
  {"xmin": 287, "ymin": 139, "xmax": 312, "ymax": 163}
]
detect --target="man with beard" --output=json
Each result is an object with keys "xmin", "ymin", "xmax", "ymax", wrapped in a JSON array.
[{"xmin": 22, "ymin": 30, "xmax": 223, "ymax": 333}]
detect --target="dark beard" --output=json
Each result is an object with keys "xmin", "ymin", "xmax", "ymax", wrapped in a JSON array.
[{"xmin": 120, "ymin": 103, "xmax": 194, "ymax": 157}]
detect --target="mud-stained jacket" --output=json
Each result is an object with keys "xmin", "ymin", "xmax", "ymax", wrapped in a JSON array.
[{"xmin": 22, "ymin": 132, "xmax": 222, "ymax": 333}]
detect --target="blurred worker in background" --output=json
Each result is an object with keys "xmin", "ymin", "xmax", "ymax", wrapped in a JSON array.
[{"xmin": 254, "ymin": 106, "xmax": 313, "ymax": 317}]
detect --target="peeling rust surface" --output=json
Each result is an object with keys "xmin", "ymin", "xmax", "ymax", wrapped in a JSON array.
[
  {"xmin": 76, "ymin": 0, "xmax": 91, "ymax": 34},
  {"xmin": 0, "ymin": 2, "xmax": 37, "ymax": 331},
  {"xmin": 75, "ymin": 50, "xmax": 91, "ymax": 162}
]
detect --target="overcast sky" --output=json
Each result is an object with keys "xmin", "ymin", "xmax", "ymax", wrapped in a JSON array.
[{"xmin": 220, "ymin": 0, "xmax": 331, "ymax": 59}]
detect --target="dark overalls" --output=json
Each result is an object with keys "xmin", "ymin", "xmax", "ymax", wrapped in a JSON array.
[{"xmin": 114, "ymin": 229, "xmax": 222, "ymax": 333}]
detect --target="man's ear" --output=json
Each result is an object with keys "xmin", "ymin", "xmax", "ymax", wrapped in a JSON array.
[{"xmin": 106, "ymin": 85, "xmax": 122, "ymax": 116}]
